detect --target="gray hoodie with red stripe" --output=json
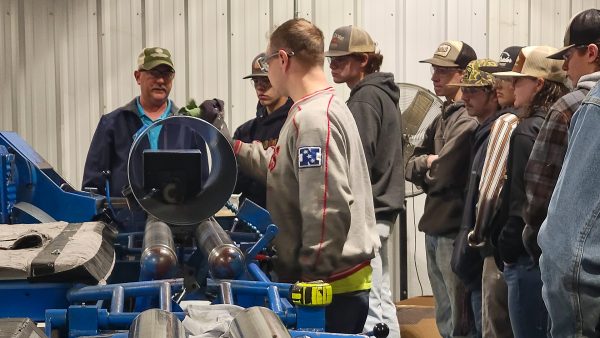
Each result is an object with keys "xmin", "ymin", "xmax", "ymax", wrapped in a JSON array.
[{"xmin": 235, "ymin": 88, "xmax": 380, "ymax": 283}]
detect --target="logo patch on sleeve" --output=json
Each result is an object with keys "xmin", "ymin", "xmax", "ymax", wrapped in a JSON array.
[{"xmin": 298, "ymin": 146, "xmax": 322, "ymax": 168}]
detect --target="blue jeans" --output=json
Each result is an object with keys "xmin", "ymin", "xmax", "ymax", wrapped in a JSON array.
[
  {"xmin": 470, "ymin": 288, "xmax": 482, "ymax": 338},
  {"xmin": 425, "ymin": 234, "xmax": 475, "ymax": 338},
  {"xmin": 503, "ymin": 255, "xmax": 548, "ymax": 338},
  {"xmin": 364, "ymin": 222, "xmax": 401, "ymax": 338},
  {"xmin": 539, "ymin": 82, "xmax": 600, "ymax": 338}
]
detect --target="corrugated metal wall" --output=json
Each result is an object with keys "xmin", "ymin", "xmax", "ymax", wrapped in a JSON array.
[{"xmin": 2, "ymin": 0, "xmax": 600, "ymax": 298}]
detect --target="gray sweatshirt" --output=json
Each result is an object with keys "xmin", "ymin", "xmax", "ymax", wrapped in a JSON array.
[{"xmin": 235, "ymin": 87, "xmax": 380, "ymax": 283}]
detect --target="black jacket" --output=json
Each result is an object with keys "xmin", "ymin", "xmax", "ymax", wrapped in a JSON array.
[
  {"xmin": 347, "ymin": 72, "xmax": 405, "ymax": 223},
  {"xmin": 492, "ymin": 108, "xmax": 547, "ymax": 267},
  {"xmin": 452, "ymin": 110, "xmax": 503, "ymax": 289},
  {"xmin": 233, "ymin": 98, "xmax": 293, "ymax": 208}
]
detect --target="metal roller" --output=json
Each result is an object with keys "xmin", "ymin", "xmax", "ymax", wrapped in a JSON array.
[
  {"xmin": 129, "ymin": 309, "xmax": 185, "ymax": 338},
  {"xmin": 195, "ymin": 218, "xmax": 244, "ymax": 279},
  {"xmin": 140, "ymin": 220, "xmax": 178, "ymax": 280},
  {"xmin": 228, "ymin": 306, "xmax": 291, "ymax": 338}
]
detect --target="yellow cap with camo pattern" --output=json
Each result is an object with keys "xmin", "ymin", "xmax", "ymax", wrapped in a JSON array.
[{"xmin": 448, "ymin": 59, "xmax": 498, "ymax": 87}]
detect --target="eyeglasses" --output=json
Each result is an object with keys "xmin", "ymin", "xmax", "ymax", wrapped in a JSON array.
[
  {"xmin": 257, "ymin": 50, "xmax": 295, "ymax": 72},
  {"xmin": 327, "ymin": 55, "xmax": 353, "ymax": 67},
  {"xmin": 430, "ymin": 65, "xmax": 460, "ymax": 75},
  {"xmin": 143, "ymin": 68, "xmax": 175, "ymax": 80},
  {"xmin": 493, "ymin": 78, "xmax": 512, "ymax": 89},
  {"xmin": 562, "ymin": 45, "xmax": 588, "ymax": 61},
  {"xmin": 251, "ymin": 77, "xmax": 271, "ymax": 89}
]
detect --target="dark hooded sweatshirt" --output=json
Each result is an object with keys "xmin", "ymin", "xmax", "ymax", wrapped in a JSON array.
[
  {"xmin": 346, "ymin": 72, "xmax": 405, "ymax": 224},
  {"xmin": 452, "ymin": 109, "xmax": 503, "ymax": 288},
  {"xmin": 233, "ymin": 98, "xmax": 293, "ymax": 208},
  {"xmin": 493, "ymin": 107, "xmax": 547, "ymax": 267}
]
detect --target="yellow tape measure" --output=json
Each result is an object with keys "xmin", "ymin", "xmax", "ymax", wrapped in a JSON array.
[{"xmin": 289, "ymin": 281, "xmax": 332, "ymax": 306}]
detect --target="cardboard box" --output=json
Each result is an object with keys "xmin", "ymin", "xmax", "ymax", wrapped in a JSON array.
[{"xmin": 396, "ymin": 296, "xmax": 441, "ymax": 338}]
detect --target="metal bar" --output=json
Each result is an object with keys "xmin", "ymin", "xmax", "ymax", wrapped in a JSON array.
[
  {"xmin": 207, "ymin": 278, "xmax": 291, "ymax": 296},
  {"xmin": 159, "ymin": 282, "xmax": 171, "ymax": 312},
  {"xmin": 220, "ymin": 281, "xmax": 233, "ymax": 304},
  {"xmin": 247, "ymin": 262, "xmax": 270, "ymax": 282},
  {"xmin": 267, "ymin": 285, "xmax": 283, "ymax": 316},
  {"xmin": 110, "ymin": 286, "xmax": 125, "ymax": 313},
  {"xmin": 67, "ymin": 278, "xmax": 183, "ymax": 302}
]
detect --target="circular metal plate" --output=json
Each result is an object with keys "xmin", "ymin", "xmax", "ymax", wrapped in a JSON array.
[{"xmin": 127, "ymin": 116, "xmax": 237, "ymax": 225}]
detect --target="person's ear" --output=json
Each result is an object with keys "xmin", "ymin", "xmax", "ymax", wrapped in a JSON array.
[
  {"xmin": 359, "ymin": 53, "xmax": 368, "ymax": 67},
  {"xmin": 279, "ymin": 50, "xmax": 289, "ymax": 70},
  {"xmin": 587, "ymin": 44, "xmax": 599, "ymax": 63},
  {"xmin": 535, "ymin": 78, "xmax": 545, "ymax": 93},
  {"xmin": 134, "ymin": 70, "xmax": 142, "ymax": 84}
]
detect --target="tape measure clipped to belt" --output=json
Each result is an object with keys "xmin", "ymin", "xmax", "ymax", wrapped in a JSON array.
[{"xmin": 289, "ymin": 281, "xmax": 332, "ymax": 306}]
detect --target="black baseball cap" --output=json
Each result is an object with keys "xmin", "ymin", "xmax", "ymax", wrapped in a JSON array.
[
  {"xmin": 548, "ymin": 9, "xmax": 600, "ymax": 60},
  {"xmin": 480, "ymin": 46, "xmax": 523, "ymax": 73}
]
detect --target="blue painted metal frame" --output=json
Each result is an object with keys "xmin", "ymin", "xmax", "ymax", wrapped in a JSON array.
[
  {"xmin": 0, "ymin": 132, "xmax": 103, "ymax": 223},
  {"xmin": 0, "ymin": 281, "xmax": 72, "ymax": 322},
  {"xmin": 0, "ymin": 145, "xmax": 16, "ymax": 223}
]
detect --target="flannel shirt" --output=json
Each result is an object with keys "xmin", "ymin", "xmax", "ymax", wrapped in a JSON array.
[{"xmin": 523, "ymin": 88, "xmax": 590, "ymax": 229}]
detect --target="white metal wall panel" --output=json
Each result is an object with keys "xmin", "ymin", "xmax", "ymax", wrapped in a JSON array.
[
  {"xmin": 404, "ymin": 0, "xmax": 446, "ymax": 89},
  {"xmin": 187, "ymin": 0, "xmax": 229, "ymax": 109},
  {"xmin": 100, "ymin": 0, "xmax": 143, "ymax": 114},
  {"xmin": 4, "ymin": 0, "xmax": 600, "ymax": 300},
  {"xmin": 0, "ymin": 0, "xmax": 15, "ymax": 130},
  {"xmin": 530, "ymin": 0, "xmax": 571, "ymax": 47},
  {"xmin": 447, "ymin": 0, "xmax": 488, "ymax": 59},
  {"xmin": 229, "ymin": 0, "xmax": 272, "ymax": 129},
  {"xmin": 144, "ymin": 0, "xmax": 187, "ymax": 107},
  {"xmin": 573, "ymin": 0, "xmax": 600, "ymax": 13},
  {"xmin": 63, "ymin": 0, "xmax": 101, "ymax": 186},
  {"xmin": 362, "ymin": 0, "xmax": 400, "ymax": 79},
  {"xmin": 487, "ymin": 0, "xmax": 530, "ymax": 60}
]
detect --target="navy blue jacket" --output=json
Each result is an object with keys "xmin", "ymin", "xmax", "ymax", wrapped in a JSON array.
[
  {"xmin": 233, "ymin": 98, "xmax": 292, "ymax": 208},
  {"xmin": 82, "ymin": 98, "xmax": 180, "ymax": 197}
]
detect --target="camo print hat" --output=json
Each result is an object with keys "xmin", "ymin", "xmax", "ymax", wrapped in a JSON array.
[
  {"xmin": 137, "ymin": 47, "xmax": 174, "ymax": 71},
  {"xmin": 447, "ymin": 59, "xmax": 498, "ymax": 87}
]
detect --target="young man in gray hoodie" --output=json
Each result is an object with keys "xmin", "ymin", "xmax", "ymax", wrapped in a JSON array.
[
  {"xmin": 325, "ymin": 25, "xmax": 404, "ymax": 338},
  {"xmin": 406, "ymin": 40, "xmax": 478, "ymax": 338}
]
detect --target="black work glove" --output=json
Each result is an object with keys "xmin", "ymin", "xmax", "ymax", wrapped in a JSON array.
[
  {"xmin": 522, "ymin": 224, "xmax": 541, "ymax": 265},
  {"xmin": 199, "ymin": 98, "xmax": 225, "ymax": 123},
  {"xmin": 179, "ymin": 99, "xmax": 233, "ymax": 146}
]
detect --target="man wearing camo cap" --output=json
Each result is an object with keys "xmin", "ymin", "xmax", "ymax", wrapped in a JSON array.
[
  {"xmin": 83, "ymin": 47, "xmax": 179, "ymax": 227},
  {"xmin": 447, "ymin": 58, "xmax": 501, "ymax": 337}
]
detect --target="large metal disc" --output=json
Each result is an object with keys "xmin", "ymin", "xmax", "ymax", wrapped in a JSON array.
[{"xmin": 127, "ymin": 116, "xmax": 237, "ymax": 225}]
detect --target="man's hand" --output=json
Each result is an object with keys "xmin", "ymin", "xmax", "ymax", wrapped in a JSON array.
[
  {"xmin": 179, "ymin": 98, "xmax": 233, "ymax": 146},
  {"xmin": 178, "ymin": 98, "xmax": 224, "ymax": 123},
  {"xmin": 426, "ymin": 154, "xmax": 439, "ymax": 168},
  {"xmin": 199, "ymin": 99, "xmax": 225, "ymax": 124}
]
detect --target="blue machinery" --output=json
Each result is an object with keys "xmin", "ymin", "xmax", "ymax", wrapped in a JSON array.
[{"xmin": 0, "ymin": 117, "xmax": 388, "ymax": 338}]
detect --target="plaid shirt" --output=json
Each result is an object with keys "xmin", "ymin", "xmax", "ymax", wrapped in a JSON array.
[{"xmin": 523, "ymin": 87, "xmax": 591, "ymax": 229}]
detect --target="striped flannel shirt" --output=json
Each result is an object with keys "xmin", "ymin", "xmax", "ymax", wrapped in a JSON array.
[
  {"xmin": 523, "ymin": 87, "xmax": 591, "ymax": 229},
  {"xmin": 473, "ymin": 111, "xmax": 519, "ymax": 243}
]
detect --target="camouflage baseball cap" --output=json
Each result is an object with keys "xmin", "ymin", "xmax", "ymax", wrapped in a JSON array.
[
  {"xmin": 324, "ymin": 26, "xmax": 376, "ymax": 57},
  {"xmin": 137, "ymin": 47, "xmax": 174, "ymax": 71},
  {"xmin": 242, "ymin": 53, "xmax": 268, "ymax": 79},
  {"xmin": 448, "ymin": 59, "xmax": 498, "ymax": 87}
]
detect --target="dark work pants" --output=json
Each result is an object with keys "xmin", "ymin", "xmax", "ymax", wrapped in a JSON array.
[{"xmin": 325, "ymin": 289, "xmax": 370, "ymax": 334}]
